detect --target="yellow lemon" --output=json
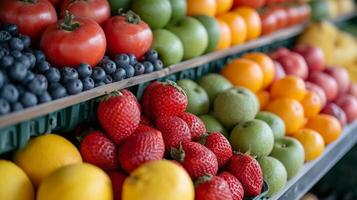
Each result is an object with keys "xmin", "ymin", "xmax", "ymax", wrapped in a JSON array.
[
  {"xmin": 123, "ymin": 160, "xmax": 194, "ymax": 200},
  {"xmin": 37, "ymin": 163, "xmax": 112, "ymax": 200},
  {"xmin": 0, "ymin": 160, "xmax": 34, "ymax": 200},
  {"xmin": 14, "ymin": 134, "xmax": 82, "ymax": 187}
]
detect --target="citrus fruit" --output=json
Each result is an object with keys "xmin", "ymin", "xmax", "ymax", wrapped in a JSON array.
[
  {"xmin": 243, "ymin": 52, "xmax": 275, "ymax": 88},
  {"xmin": 0, "ymin": 160, "xmax": 34, "ymax": 200},
  {"xmin": 266, "ymin": 98, "xmax": 305, "ymax": 135},
  {"xmin": 300, "ymin": 91, "xmax": 322, "ymax": 117},
  {"xmin": 305, "ymin": 114, "xmax": 342, "ymax": 144},
  {"xmin": 37, "ymin": 163, "xmax": 112, "ymax": 200},
  {"xmin": 187, "ymin": 0, "xmax": 216, "ymax": 16},
  {"xmin": 233, "ymin": 7, "xmax": 261, "ymax": 40},
  {"xmin": 215, "ymin": 18, "xmax": 232, "ymax": 50},
  {"xmin": 122, "ymin": 160, "xmax": 194, "ymax": 200},
  {"xmin": 256, "ymin": 90, "xmax": 270, "ymax": 110},
  {"xmin": 221, "ymin": 58, "xmax": 263, "ymax": 92},
  {"xmin": 270, "ymin": 76, "xmax": 306, "ymax": 101},
  {"xmin": 215, "ymin": 0, "xmax": 233, "ymax": 15},
  {"xmin": 217, "ymin": 12, "xmax": 247, "ymax": 45},
  {"xmin": 293, "ymin": 129, "xmax": 325, "ymax": 161},
  {"xmin": 14, "ymin": 134, "xmax": 82, "ymax": 187}
]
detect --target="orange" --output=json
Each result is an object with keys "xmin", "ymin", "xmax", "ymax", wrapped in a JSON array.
[
  {"xmin": 300, "ymin": 91, "xmax": 322, "ymax": 118},
  {"xmin": 266, "ymin": 98, "xmax": 305, "ymax": 135},
  {"xmin": 233, "ymin": 7, "xmax": 261, "ymax": 40},
  {"xmin": 270, "ymin": 76, "xmax": 306, "ymax": 101},
  {"xmin": 215, "ymin": 0, "xmax": 233, "ymax": 15},
  {"xmin": 256, "ymin": 90, "xmax": 270, "ymax": 110},
  {"xmin": 221, "ymin": 58, "xmax": 263, "ymax": 92},
  {"xmin": 243, "ymin": 52, "xmax": 275, "ymax": 89},
  {"xmin": 293, "ymin": 129, "xmax": 325, "ymax": 161},
  {"xmin": 215, "ymin": 19, "xmax": 232, "ymax": 50},
  {"xmin": 217, "ymin": 12, "xmax": 247, "ymax": 45},
  {"xmin": 305, "ymin": 114, "xmax": 342, "ymax": 144},
  {"xmin": 187, "ymin": 0, "xmax": 216, "ymax": 16}
]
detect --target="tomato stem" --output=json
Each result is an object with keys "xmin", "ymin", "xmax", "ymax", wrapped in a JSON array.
[
  {"xmin": 21, "ymin": 0, "xmax": 37, "ymax": 3},
  {"xmin": 59, "ymin": 11, "xmax": 80, "ymax": 31},
  {"xmin": 118, "ymin": 9, "xmax": 141, "ymax": 24}
]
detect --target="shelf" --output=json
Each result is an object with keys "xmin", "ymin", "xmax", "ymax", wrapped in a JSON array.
[{"xmin": 270, "ymin": 121, "xmax": 357, "ymax": 200}]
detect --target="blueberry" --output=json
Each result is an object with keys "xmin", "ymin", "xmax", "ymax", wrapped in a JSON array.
[
  {"xmin": 23, "ymin": 52, "xmax": 36, "ymax": 69},
  {"xmin": 49, "ymin": 82, "xmax": 61, "ymax": 90},
  {"xmin": 111, "ymin": 68, "xmax": 126, "ymax": 82},
  {"xmin": 91, "ymin": 67, "xmax": 106, "ymax": 81},
  {"xmin": 1, "ymin": 84, "xmax": 19, "ymax": 103},
  {"xmin": 36, "ymin": 61, "xmax": 50, "ymax": 73},
  {"xmin": 44, "ymin": 67, "xmax": 61, "ymax": 83},
  {"xmin": 0, "ymin": 47, "xmax": 9, "ymax": 59},
  {"xmin": 94, "ymin": 81, "xmax": 105, "ymax": 87},
  {"xmin": 15, "ymin": 84, "xmax": 26, "ymax": 95},
  {"xmin": 11, "ymin": 102, "xmax": 23, "ymax": 112},
  {"xmin": 145, "ymin": 49, "xmax": 159, "ymax": 62},
  {"xmin": 2, "ymin": 24, "xmax": 19, "ymax": 36},
  {"xmin": 27, "ymin": 74, "xmax": 48, "ymax": 95},
  {"xmin": 21, "ymin": 71, "xmax": 35, "ymax": 84},
  {"xmin": 102, "ymin": 55, "xmax": 111, "ymax": 60},
  {"xmin": 21, "ymin": 92, "xmax": 38, "ymax": 108},
  {"xmin": 134, "ymin": 63, "xmax": 145, "ymax": 76},
  {"xmin": 103, "ymin": 75, "xmax": 113, "ymax": 84},
  {"xmin": 18, "ymin": 55, "xmax": 31, "ymax": 69},
  {"xmin": 0, "ymin": 55, "xmax": 13, "ymax": 69},
  {"xmin": 143, "ymin": 61, "xmax": 154, "ymax": 73},
  {"xmin": 50, "ymin": 85, "xmax": 68, "ymax": 100},
  {"xmin": 76, "ymin": 63, "xmax": 92, "ymax": 78},
  {"xmin": 8, "ymin": 62, "xmax": 27, "ymax": 81},
  {"xmin": 0, "ymin": 70, "xmax": 6, "ymax": 88},
  {"xmin": 152, "ymin": 60, "xmax": 163, "ymax": 71},
  {"xmin": 123, "ymin": 65, "xmax": 135, "ymax": 78},
  {"xmin": 0, "ymin": 31, "xmax": 12, "ymax": 43},
  {"xmin": 60, "ymin": 67, "xmax": 78, "ymax": 83},
  {"xmin": 9, "ymin": 37, "xmax": 24, "ymax": 51},
  {"xmin": 11, "ymin": 50, "xmax": 22, "ymax": 58},
  {"xmin": 19, "ymin": 35, "xmax": 31, "ymax": 49},
  {"xmin": 114, "ymin": 54, "xmax": 130, "ymax": 67},
  {"xmin": 66, "ymin": 79, "xmax": 83, "ymax": 95},
  {"xmin": 34, "ymin": 50, "xmax": 46, "ymax": 63},
  {"xmin": 128, "ymin": 54, "xmax": 137, "ymax": 65},
  {"xmin": 101, "ymin": 60, "xmax": 116, "ymax": 74},
  {"xmin": 82, "ymin": 77, "xmax": 94, "ymax": 91},
  {"xmin": 0, "ymin": 98, "xmax": 10, "ymax": 115},
  {"xmin": 38, "ymin": 91, "xmax": 52, "ymax": 104}
]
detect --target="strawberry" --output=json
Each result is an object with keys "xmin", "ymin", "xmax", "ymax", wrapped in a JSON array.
[
  {"xmin": 140, "ymin": 115, "xmax": 152, "ymax": 126},
  {"xmin": 155, "ymin": 116, "xmax": 191, "ymax": 153},
  {"xmin": 219, "ymin": 172, "xmax": 244, "ymax": 200},
  {"xmin": 141, "ymin": 81, "xmax": 161, "ymax": 119},
  {"xmin": 195, "ymin": 174, "xmax": 233, "ymax": 200},
  {"xmin": 179, "ymin": 112, "xmax": 206, "ymax": 140},
  {"xmin": 118, "ymin": 126, "xmax": 165, "ymax": 173},
  {"xmin": 226, "ymin": 153, "xmax": 263, "ymax": 196},
  {"xmin": 171, "ymin": 141, "xmax": 218, "ymax": 180},
  {"xmin": 80, "ymin": 131, "xmax": 119, "ymax": 171},
  {"xmin": 98, "ymin": 89, "xmax": 141, "ymax": 145},
  {"xmin": 107, "ymin": 171, "xmax": 127, "ymax": 200},
  {"xmin": 134, "ymin": 124, "xmax": 156, "ymax": 134},
  {"xmin": 122, "ymin": 89, "xmax": 141, "ymax": 112},
  {"xmin": 200, "ymin": 131, "xmax": 232, "ymax": 168}
]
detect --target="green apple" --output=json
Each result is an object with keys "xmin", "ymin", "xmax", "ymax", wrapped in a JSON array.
[
  {"xmin": 169, "ymin": 0, "xmax": 186, "ymax": 24},
  {"xmin": 270, "ymin": 137, "xmax": 305, "ymax": 179},
  {"xmin": 198, "ymin": 73, "xmax": 232, "ymax": 104},
  {"xmin": 199, "ymin": 114, "xmax": 228, "ymax": 137},
  {"xmin": 152, "ymin": 29, "xmax": 183, "ymax": 66},
  {"xmin": 255, "ymin": 111, "xmax": 285, "ymax": 139},
  {"xmin": 258, "ymin": 156, "xmax": 287, "ymax": 197},
  {"xmin": 193, "ymin": 15, "xmax": 220, "ymax": 53},
  {"xmin": 177, "ymin": 79, "xmax": 209, "ymax": 115},
  {"xmin": 166, "ymin": 17, "xmax": 208, "ymax": 60},
  {"xmin": 109, "ymin": 0, "xmax": 131, "ymax": 13},
  {"xmin": 131, "ymin": 0, "xmax": 172, "ymax": 29},
  {"xmin": 230, "ymin": 119, "xmax": 274, "ymax": 157},
  {"xmin": 214, "ymin": 87, "xmax": 259, "ymax": 129}
]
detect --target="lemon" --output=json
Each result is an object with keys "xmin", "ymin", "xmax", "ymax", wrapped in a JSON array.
[
  {"xmin": 0, "ymin": 160, "xmax": 34, "ymax": 200},
  {"xmin": 123, "ymin": 160, "xmax": 194, "ymax": 200},
  {"xmin": 37, "ymin": 163, "xmax": 112, "ymax": 200},
  {"xmin": 13, "ymin": 134, "xmax": 82, "ymax": 187}
]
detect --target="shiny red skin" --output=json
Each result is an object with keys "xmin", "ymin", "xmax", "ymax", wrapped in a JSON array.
[
  {"xmin": 40, "ymin": 16, "xmax": 106, "ymax": 68},
  {"xmin": 296, "ymin": 3, "xmax": 311, "ymax": 23},
  {"xmin": 203, "ymin": 132, "xmax": 232, "ymax": 168},
  {"xmin": 195, "ymin": 175, "xmax": 233, "ymax": 200},
  {"xmin": 335, "ymin": 95, "xmax": 357, "ymax": 123},
  {"xmin": 103, "ymin": 15, "xmax": 153, "ymax": 58},
  {"xmin": 272, "ymin": 60, "xmax": 286, "ymax": 82},
  {"xmin": 321, "ymin": 103, "xmax": 347, "ymax": 127},
  {"xmin": 260, "ymin": 11, "xmax": 278, "ymax": 36},
  {"xmin": 179, "ymin": 112, "xmax": 206, "ymax": 141},
  {"xmin": 276, "ymin": 52, "xmax": 309, "ymax": 80},
  {"xmin": 306, "ymin": 81, "xmax": 327, "ymax": 108},
  {"xmin": 107, "ymin": 171, "xmax": 127, "ymax": 200},
  {"xmin": 60, "ymin": 0, "xmax": 110, "ymax": 25},
  {"xmin": 0, "ymin": 0, "xmax": 57, "ymax": 42},
  {"xmin": 348, "ymin": 83, "xmax": 357, "ymax": 97},
  {"xmin": 268, "ymin": 6, "xmax": 288, "ymax": 29},
  {"xmin": 286, "ymin": 6, "xmax": 300, "ymax": 26},
  {"xmin": 292, "ymin": 44, "xmax": 325, "ymax": 73},
  {"xmin": 308, "ymin": 72, "xmax": 338, "ymax": 102},
  {"xmin": 219, "ymin": 172, "xmax": 244, "ymax": 200},
  {"xmin": 325, "ymin": 67, "xmax": 350, "ymax": 95},
  {"xmin": 233, "ymin": 0, "xmax": 265, "ymax": 9}
]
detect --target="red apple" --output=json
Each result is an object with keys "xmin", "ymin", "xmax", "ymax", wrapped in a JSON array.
[
  {"xmin": 348, "ymin": 83, "xmax": 357, "ymax": 97},
  {"xmin": 325, "ymin": 67, "xmax": 350, "ymax": 95},
  {"xmin": 321, "ymin": 103, "xmax": 347, "ymax": 127},
  {"xmin": 275, "ymin": 52, "xmax": 309, "ymax": 80},
  {"xmin": 292, "ymin": 44, "xmax": 325, "ymax": 72},
  {"xmin": 308, "ymin": 72, "xmax": 338, "ymax": 102},
  {"xmin": 335, "ymin": 95, "xmax": 357, "ymax": 123},
  {"xmin": 269, "ymin": 47, "xmax": 291, "ymax": 60},
  {"xmin": 305, "ymin": 81, "xmax": 327, "ymax": 108},
  {"xmin": 273, "ymin": 60, "xmax": 286, "ymax": 81}
]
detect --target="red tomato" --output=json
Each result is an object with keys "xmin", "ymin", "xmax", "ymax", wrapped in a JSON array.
[
  {"xmin": 49, "ymin": 0, "xmax": 63, "ymax": 8},
  {"xmin": 260, "ymin": 11, "xmax": 278, "ymax": 35},
  {"xmin": 286, "ymin": 6, "xmax": 300, "ymax": 26},
  {"xmin": 268, "ymin": 6, "xmax": 288, "ymax": 29},
  {"xmin": 40, "ymin": 11, "xmax": 106, "ymax": 68},
  {"xmin": 296, "ymin": 4, "xmax": 311, "ymax": 24},
  {"xmin": 0, "ymin": 0, "xmax": 57, "ymax": 42},
  {"xmin": 60, "ymin": 0, "xmax": 110, "ymax": 25},
  {"xmin": 233, "ymin": 0, "xmax": 265, "ymax": 9},
  {"xmin": 103, "ymin": 11, "xmax": 153, "ymax": 59}
]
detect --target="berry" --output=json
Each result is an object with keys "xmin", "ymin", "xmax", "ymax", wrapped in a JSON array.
[
  {"xmin": 82, "ymin": 77, "xmax": 94, "ymax": 91},
  {"xmin": 134, "ymin": 63, "xmax": 145, "ymax": 76},
  {"xmin": 50, "ymin": 85, "xmax": 68, "ymax": 99},
  {"xmin": 76, "ymin": 63, "xmax": 92, "ymax": 78},
  {"xmin": 143, "ymin": 61, "xmax": 154, "ymax": 73},
  {"xmin": 92, "ymin": 67, "xmax": 106, "ymax": 82},
  {"xmin": 15, "ymin": 84, "xmax": 25, "ymax": 95},
  {"xmin": 128, "ymin": 54, "xmax": 137, "ymax": 65},
  {"xmin": 152, "ymin": 59, "xmax": 163, "ymax": 71},
  {"xmin": 171, "ymin": 142, "xmax": 218, "ymax": 179},
  {"xmin": 155, "ymin": 116, "xmax": 191, "ymax": 153},
  {"xmin": 140, "ymin": 115, "xmax": 152, "ymax": 126},
  {"xmin": 21, "ymin": 92, "xmax": 38, "ymax": 108},
  {"xmin": 0, "ymin": 47, "xmax": 9, "ymax": 59},
  {"xmin": 0, "ymin": 70, "xmax": 6, "ymax": 88},
  {"xmin": 9, "ymin": 37, "xmax": 24, "ymax": 51},
  {"xmin": 112, "ymin": 68, "xmax": 126, "ymax": 82},
  {"xmin": 0, "ymin": 84, "xmax": 19, "ymax": 103},
  {"xmin": 38, "ymin": 91, "xmax": 52, "ymax": 104},
  {"xmin": 0, "ymin": 98, "xmax": 10, "ymax": 115},
  {"xmin": 11, "ymin": 102, "xmax": 23, "ymax": 112},
  {"xmin": 36, "ymin": 61, "xmax": 50, "ymax": 73},
  {"xmin": 141, "ymin": 82, "xmax": 161, "ymax": 118},
  {"xmin": 145, "ymin": 49, "xmax": 159, "ymax": 62},
  {"xmin": 18, "ymin": 55, "xmax": 31, "ymax": 69},
  {"xmin": 0, "ymin": 55, "xmax": 14, "ymax": 69},
  {"xmin": 65, "ymin": 79, "xmax": 83, "ymax": 95},
  {"xmin": 80, "ymin": 131, "xmax": 119, "ymax": 171},
  {"xmin": 28, "ymin": 75, "xmax": 48, "ymax": 95},
  {"xmin": 33, "ymin": 50, "xmax": 46, "ymax": 63},
  {"xmin": 61, "ymin": 67, "xmax": 79, "ymax": 83},
  {"xmin": 19, "ymin": 35, "xmax": 31, "ymax": 49},
  {"xmin": 94, "ymin": 81, "xmax": 105, "ymax": 87},
  {"xmin": 179, "ymin": 112, "xmax": 206, "ymax": 140},
  {"xmin": 227, "ymin": 153, "xmax": 263, "ymax": 196},
  {"xmin": 0, "ymin": 31, "xmax": 12, "ymax": 43},
  {"xmin": 107, "ymin": 171, "xmax": 126, "ymax": 200},
  {"xmin": 101, "ymin": 60, "xmax": 117, "ymax": 74},
  {"xmin": 118, "ymin": 125, "xmax": 165, "ymax": 173},
  {"xmin": 218, "ymin": 172, "xmax": 244, "ymax": 200},
  {"xmin": 8, "ymin": 62, "xmax": 27, "ymax": 81},
  {"xmin": 44, "ymin": 67, "xmax": 61, "ymax": 83},
  {"xmin": 123, "ymin": 65, "xmax": 135, "ymax": 78},
  {"xmin": 2, "ymin": 24, "xmax": 19, "ymax": 36},
  {"xmin": 104, "ymin": 75, "xmax": 113, "ymax": 84},
  {"xmin": 114, "ymin": 54, "xmax": 130, "ymax": 67},
  {"xmin": 201, "ymin": 132, "xmax": 232, "ymax": 168},
  {"xmin": 48, "ymin": 82, "xmax": 61, "ymax": 90},
  {"xmin": 11, "ymin": 50, "xmax": 22, "ymax": 58},
  {"xmin": 23, "ymin": 52, "xmax": 36, "ymax": 69},
  {"xmin": 97, "ymin": 89, "xmax": 141, "ymax": 145},
  {"xmin": 195, "ymin": 174, "xmax": 233, "ymax": 200}
]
